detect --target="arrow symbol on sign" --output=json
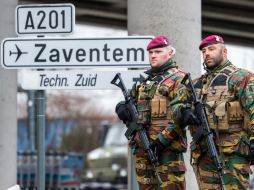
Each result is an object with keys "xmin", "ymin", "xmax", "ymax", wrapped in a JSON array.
[
  {"xmin": 9, "ymin": 44, "xmax": 28, "ymax": 62},
  {"xmin": 133, "ymin": 74, "xmax": 146, "ymax": 84}
]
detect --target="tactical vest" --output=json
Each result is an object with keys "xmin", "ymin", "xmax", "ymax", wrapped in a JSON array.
[
  {"xmin": 136, "ymin": 68, "xmax": 180, "ymax": 126},
  {"xmin": 195, "ymin": 64, "xmax": 250, "ymax": 134}
]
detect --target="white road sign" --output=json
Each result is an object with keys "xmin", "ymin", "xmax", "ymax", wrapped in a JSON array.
[
  {"xmin": 20, "ymin": 70, "xmax": 147, "ymax": 90},
  {"xmin": 1, "ymin": 36, "xmax": 152, "ymax": 69},
  {"xmin": 16, "ymin": 4, "xmax": 75, "ymax": 35}
]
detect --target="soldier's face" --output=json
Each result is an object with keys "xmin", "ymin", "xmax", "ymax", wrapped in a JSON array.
[
  {"xmin": 148, "ymin": 47, "xmax": 172, "ymax": 69},
  {"xmin": 201, "ymin": 44, "xmax": 227, "ymax": 69}
]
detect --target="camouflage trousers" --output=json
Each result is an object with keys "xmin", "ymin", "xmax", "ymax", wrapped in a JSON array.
[
  {"xmin": 133, "ymin": 152, "xmax": 186, "ymax": 190},
  {"xmin": 192, "ymin": 153, "xmax": 251, "ymax": 190}
]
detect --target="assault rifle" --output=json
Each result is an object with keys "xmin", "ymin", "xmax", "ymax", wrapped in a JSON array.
[
  {"xmin": 111, "ymin": 73, "xmax": 163, "ymax": 185},
  {"xmin": 182, "ymin": 73, "xmax": 226, "ymax": 190}
]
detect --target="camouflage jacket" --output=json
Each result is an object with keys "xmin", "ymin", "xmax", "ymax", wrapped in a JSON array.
[
  {"xmin": 133, "ymin": 58, "xmax": 190, "ymax": 152},
  {"xmin": 193, "ymin": 61, "xmax": 254, "ymax": 142}
]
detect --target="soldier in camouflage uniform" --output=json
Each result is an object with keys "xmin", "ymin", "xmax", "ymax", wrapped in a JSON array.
[
  {"xmin": 189, "ymin": 35, "xmax": 254, "ymax": 190},
  {"xmin": 117, "ymin": 36, "xmax": 192, "ymax": 190}
]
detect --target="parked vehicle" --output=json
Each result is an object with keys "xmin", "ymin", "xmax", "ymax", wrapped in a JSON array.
[{"xmin": 82, "ymin": 123, "xmax": 128, "ymax": 186}]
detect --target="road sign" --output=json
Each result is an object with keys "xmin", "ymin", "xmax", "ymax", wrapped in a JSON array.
[
  {"xmin": 16, "ymin": 4, "xmax": 75, "ymax": 35},
  {"xmin": 20, "ymin": 70, "xmax": 147, "ymax": 90},
  {"xmin": 1, "ymin": 36, "xmax": 152, "ymax": 69}
]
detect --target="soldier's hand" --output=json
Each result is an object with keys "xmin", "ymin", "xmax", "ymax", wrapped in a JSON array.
[
  {"xmin": 150, "ymin": 139, "xmax": 166, "ymax": 157},
  {"xmin": 128, "ymin": 135, "xmax": 137, "ymax": 149},
  {"xmin": 249, "ymin": 140, "xmax": 254, "ymax": 165},
  {"xmin": 115, "ymin": 101, "xmax": 131, "ymax": 124},
  {"xmin": 181, "ymin": 107, "xmax": 200, "ymax": 126},
  {"xmin": 128, "ymin": 132, "xmax": 141, "ymax": 149}
]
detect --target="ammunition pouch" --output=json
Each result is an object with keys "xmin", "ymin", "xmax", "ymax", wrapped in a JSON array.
[
  {"xmin": 205, "ymin": 100, "xmax": 249, "ymax": 133},
  {"xmin": 151, "ymin": 98, "xmax": 167, "ymax": 118},
  {"xmin": 137, "ymin": 96, "xmax": 173, "ymax": 125},
  {"xmin": 227, "ymin": 101, "xmax": 244, "ymax": 124},
  {"xmin": 136, "ymin": 81, "xmax": 158, "ymax": 124}
]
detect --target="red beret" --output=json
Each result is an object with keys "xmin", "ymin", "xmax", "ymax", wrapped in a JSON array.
[
  {"xmin": 147, "ymin": 36, "xmax": 170, "ymax": 50},
  {"xmin": 199, "ymin": 35, "xmax": 224, "ymax": 50}
]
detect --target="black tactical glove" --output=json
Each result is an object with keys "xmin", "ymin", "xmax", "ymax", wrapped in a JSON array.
[
  {"xmin": 115, "ymin": 101, "xmax": 131, "ymax": 124},
  {"xmin": 181, "ymin": 107, "xmax": 200, "ymax": 126},
  {"xmin": 249, "ymin": 140, "xmax": 254, "ymax": 165},
  {"xmin": 150, "ymin": 138, "xmax": 166, "ymax": 157}
]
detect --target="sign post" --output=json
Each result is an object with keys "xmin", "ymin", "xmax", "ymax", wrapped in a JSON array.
[{"xmin": 35, "ymin": 90, "xmax": 46, "ymax": 190}]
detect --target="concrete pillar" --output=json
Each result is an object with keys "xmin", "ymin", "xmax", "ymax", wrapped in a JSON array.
[
  {"xmin": 0, "ymin": 0, "xmax": 18, "ymax": 189},
  {"xmin": 128, "ymin": 0, "xmax": 201, "ymax": 189},
  {"xmin": 128, "ymin": 0, "xmax": 201, "ymax": 78}
]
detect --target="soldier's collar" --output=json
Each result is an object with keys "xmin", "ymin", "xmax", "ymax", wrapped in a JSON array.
[
  {"xmin": 204, "ymin": 60, "xmax": 231, "ymax": 76},
  {"xmin": 145, "ymin": 58, "xmax": 177, "ymax": 77}
]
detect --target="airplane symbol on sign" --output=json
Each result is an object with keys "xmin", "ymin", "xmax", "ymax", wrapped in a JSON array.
[{"xmin": 9, "ymin": 44, "xmax": 28, "ymax": 62}]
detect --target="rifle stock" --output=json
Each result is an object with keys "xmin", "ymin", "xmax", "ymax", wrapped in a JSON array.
[
  {"xmin": 182, "ymin": 73, "xmax": 226, "ymax": 190},
  {"xmin": 111, "ymin": 73, "xmax": 162, "ymax": 185}
]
